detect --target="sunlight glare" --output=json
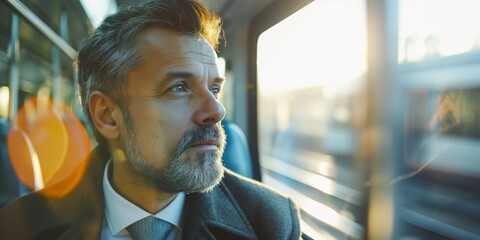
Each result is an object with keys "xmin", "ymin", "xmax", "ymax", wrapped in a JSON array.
[
  {"xmin": 0, "ymin": 86, "xmax": 9, "ymax": 119},
  {"xmin": 80, "ymin": 0, "xmax": 117, "ymax": 28},
  {"xmin": 257, "ymin": 0, "xmax": 367, "ymax": 93},
  {"xmin": 398, "ymin": 0, "xmax": 480, "ymax": 62}
]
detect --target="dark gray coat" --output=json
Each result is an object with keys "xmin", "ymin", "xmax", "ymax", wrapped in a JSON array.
[{"xmin": 0, "ymin": 146, "xmax": 301, "ymax": 239}]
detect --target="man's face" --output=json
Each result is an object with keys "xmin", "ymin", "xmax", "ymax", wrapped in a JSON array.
[{"xmin": 120, "ymin": 27, "xmax": 226, "ymax": 193}]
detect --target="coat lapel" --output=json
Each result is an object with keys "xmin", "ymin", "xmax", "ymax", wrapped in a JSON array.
[{"xmin": 182, "ymin": 180, "xmax": 257, "ymax": 240}]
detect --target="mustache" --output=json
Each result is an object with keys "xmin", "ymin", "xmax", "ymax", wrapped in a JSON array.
[{"xmin": 173, "ymin": 124, "xmax": 225, "ymax": 159}]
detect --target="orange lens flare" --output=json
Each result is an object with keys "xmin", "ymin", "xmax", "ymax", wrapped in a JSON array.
[{"xmin": 7, "ymin": 97, "xmax": 93, "ymax": 197}]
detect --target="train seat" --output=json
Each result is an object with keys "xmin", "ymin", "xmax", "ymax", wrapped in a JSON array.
[
  {"xmin": 0, "ymin": 119, "xmax": 22, "ymax": 207},
  {"xmin": 221, "ymin": 120, "xmax": 254, "ymax": 179}
]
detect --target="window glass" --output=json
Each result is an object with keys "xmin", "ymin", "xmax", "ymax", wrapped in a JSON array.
[
  {"xmin": 18, "ymin": 18, "xmax": 53, "ymax": 108},
  {"xmin": 80, "ymin": 0, "xmax": 117, "ymax": 28},
  {"xmin": 0, "ymin": 2, "xmax": 10, "ymax": 53},
  {"xmin": 0, "ymin": 3, "xmax": 9, "ymax": 119},
  {"xmin": 398, "ymin": 0, "xmax": 480, "ymax": 63},
  {"xmin": 1, "ymin": 0, "xmax": 94, "ymax": 202},
  {"xmin": 257, "ymin": 0, "xmax": 367, "ymax": 238},
  {"xmin": 216, "ymin": 57, "xmax": 235, "ymax": 120}
]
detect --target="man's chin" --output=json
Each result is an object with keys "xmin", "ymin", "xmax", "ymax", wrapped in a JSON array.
[
  {"xmin": 186, "ymin": 167, "xmax": 225, "ymax": 193},
  {"xmin": 184, "ymin": 158, "xmax": 225, "ymax": 193},
  {"xmin": 155, "ymin": 153, "xmax": 225, "ymax": 193}
]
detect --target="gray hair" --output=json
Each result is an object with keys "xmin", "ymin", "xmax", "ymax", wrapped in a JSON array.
[{"xmin": 76, "ymin": 0, "xmax": 223, "ymax": 145}]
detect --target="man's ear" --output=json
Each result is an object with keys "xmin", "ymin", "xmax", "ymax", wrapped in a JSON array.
[{"xmin": 89, "ymin": 91, "xmax": 122, "ymax": 140}]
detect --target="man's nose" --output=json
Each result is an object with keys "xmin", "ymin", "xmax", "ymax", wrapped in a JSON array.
[{"xmin": 193, "ymin": 91, "xmax": 226, "ymax": 125}]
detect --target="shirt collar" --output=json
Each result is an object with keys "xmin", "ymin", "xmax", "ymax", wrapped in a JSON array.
[{"xmin": 102, "ymin": 160, "xmax": 185, "ymax": 236}]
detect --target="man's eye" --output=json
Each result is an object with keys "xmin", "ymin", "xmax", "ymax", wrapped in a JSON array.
[
  {"xmin": 171, "ymin": 83, "xmax": 187, "ymax": 92},
  {"xmin": 210, "ymin": 86, "xmax": 222, "ymax": 97}
]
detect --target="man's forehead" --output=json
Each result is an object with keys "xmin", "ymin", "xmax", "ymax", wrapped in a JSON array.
[{"xmin": 138, "ymin": 27, "xmax": 217, "ymax": 59}]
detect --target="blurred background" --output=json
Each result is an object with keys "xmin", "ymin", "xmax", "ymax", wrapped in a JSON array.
[{"xmin": 1, "ymin": 0, "xmax": 480, "ymax": 239}]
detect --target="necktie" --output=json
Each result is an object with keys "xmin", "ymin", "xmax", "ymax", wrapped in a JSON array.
[{"xmin": 127, "ymin": 216, "xmax": 174, "ymax": 240}]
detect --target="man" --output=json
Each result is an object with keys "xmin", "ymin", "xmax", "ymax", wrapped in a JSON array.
[{"xmin": 0, "ymin": 0, "xmax": 301, "ymax": 239}]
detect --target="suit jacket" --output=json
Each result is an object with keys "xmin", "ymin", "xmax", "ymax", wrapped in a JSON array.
[{"xmin": 0, "ymin": 146, "xmax": 301, "ymax": 240}]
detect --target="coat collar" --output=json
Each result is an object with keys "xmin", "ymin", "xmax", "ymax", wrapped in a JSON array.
[
  {"xmin": 182, "ymin": 177, "xmax": 257, "ymax": 240},
  {"xmin": 34, "ymin": 146, "xmax": 257, "ymax": 240}
]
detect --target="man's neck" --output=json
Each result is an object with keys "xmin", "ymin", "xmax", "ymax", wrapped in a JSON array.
[{"xmin": 109, "ymin": 160, "xmax": 177, "ymax": 214}]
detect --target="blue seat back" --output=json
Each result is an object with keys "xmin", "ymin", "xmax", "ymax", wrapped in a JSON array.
[
  {"xmin": 0, "ymin": 119, "xmax": 22, "ymax": 206},
  {"xmin": 221, "ymin": 120, "xmax": 254, "ymax": 178}
]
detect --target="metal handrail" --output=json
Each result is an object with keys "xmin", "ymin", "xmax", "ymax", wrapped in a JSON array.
[{"xmin": 4, "ymin": 0, "xmax": 78, "ymax": 59}]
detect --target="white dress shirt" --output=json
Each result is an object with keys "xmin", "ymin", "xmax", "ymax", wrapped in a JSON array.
[{"xmin": 101, "ymin": 160, "xmax": 185, "ymax": 240}]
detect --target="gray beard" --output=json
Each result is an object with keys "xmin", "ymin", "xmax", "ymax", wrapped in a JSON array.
[{"xmin": 123, "ymin": 111, "xmax": 226, "ymax": 193}]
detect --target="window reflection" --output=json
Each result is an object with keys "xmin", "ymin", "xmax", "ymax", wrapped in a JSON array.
[
  {"xmin": 405, "ymin": 87, "xmax": 480, "ymax": 177},
  {"xmin": 399, "ymin": 0, "xmax": 480, "ymax": 63}
]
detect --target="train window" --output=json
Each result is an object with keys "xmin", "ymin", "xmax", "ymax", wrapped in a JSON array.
[
  {"xmin": 257, "ymin": 0, "xmax": 367, "ymax": 239},
  {"xmin": 0, "ymin": 2, "xmax": 10, "ymax": 53},
  {"xmin": 0, "ymin": 3, "xmax": 11, "ymax": 120},
  {"xmin": 18, "ymin": 18, "xmax": 54, "ymax": 108},
  {"xmin": 12, "ymin": 18, "xmax": 75, "ymax": 112},
  {"xmin": 394, "ymin": 0, "xmax": 480, "ymax": 238},
  {"xmin": 404, "ymin": 87, "xmax": 480, "ymax": 177},
  {"xmin": 79, "ymin": 0, "xmax": 117, "ymax": 28},
  {"xmin": 216, "ymin": 57, "xmax": 235, "ymax": 120},
  {"xmin": 0, "ymin": 86, "xmax": 7, "ymax": 119},
  {"xmin": 398, "ymin": 0, "xmax": 480, "ymax": 63}
]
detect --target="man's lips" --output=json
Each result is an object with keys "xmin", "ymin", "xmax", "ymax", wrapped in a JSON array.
[{"xmin": 189, "ymin": 139, "xmax": 219, "ymax": 150}]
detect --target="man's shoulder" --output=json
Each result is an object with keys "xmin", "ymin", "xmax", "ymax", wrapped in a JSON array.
[
  {"xmin": 221, "ymin": 169, "xmax": 299, "ymax": 216},
  {"xmin": 222, "ymin": 169, "xmax": 290, "ymax": 202},
  {"xmin": 0, "ymin": 190, "xmax": 48, "ymax": 218},
  {"xmin": 0, "ymin": 191, "xmax": 52, "ymax": 238},
  {"xmin": 219, "ymin": 169, "xmax": 301, "ymax": 239}
]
